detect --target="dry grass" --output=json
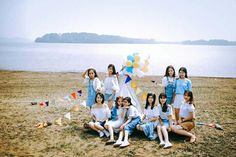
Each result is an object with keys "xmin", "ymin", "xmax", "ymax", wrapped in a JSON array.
[{"xmin": 0, "ymin": 70, "xmax": 235, "ymax": 157}]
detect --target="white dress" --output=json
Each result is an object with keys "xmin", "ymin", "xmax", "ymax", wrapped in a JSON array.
[{"xmin": 105, "ymin": 107, "xmax": 125, "ymax": 129}]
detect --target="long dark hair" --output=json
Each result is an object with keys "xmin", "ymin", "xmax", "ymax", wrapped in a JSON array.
[
  {"xmin": 87, "ymin": 68, "xmax": 98, "ymax": 78},
  {"xmin": 184, "ymin": 90, "xmax": 194, "ymax": 106},
  {"xmin": 145, "ymin": 93, "xmax": 156, "ymax": 110},
  {"xmin": 123, "ymin": 97, "xmax": 132, "ymax": 106},
  {"xmin": 115, "ymin": 96, "xmax": 123, "ymax": 109},
  {"xmin": 164, "ymin": 65, "xmax": 175, "ymax": 77},
  {"xmin": 179, "ymin": 67, "xmax": 188, "ymax": 78},
  {"xmin": 108, "ymin": 64, "xmax": 117, "ymax": 75},
  {"xmin": 158, "ymin": 93, "xmax": 168, "ymax": 112},
  {"xmin": 95, "ymin": 92, "xmax": 104, "ymax": 104}
]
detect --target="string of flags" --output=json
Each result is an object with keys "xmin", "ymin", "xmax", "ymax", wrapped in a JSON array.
[{"xmin": 32, "ymin": 89, "xmax": 85, "ymax": 128}]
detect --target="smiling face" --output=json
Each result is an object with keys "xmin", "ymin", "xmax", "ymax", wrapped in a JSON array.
[
  {"xmin": 179, "ymin": 70, "xmax": 186, "ymax": 79},
  {"xmin": 108, "ymin": 67, "xmax": 113, "ymax": 75},
  {"xmin": 168, "ymin": 68, "xmax": 174, "ymax": 77},
  {"xmin": 123, "ymin": 99, "xmax": 130, "ymax": 109},
  {"xmin": 117, "ymin": 98, "xmax": 123, "ymax": 107},
  {"xmin": 184, "ymin": 93, "xmax": 191, "ymax": 103},
  {"xmin": 148, "ymin": 95, "xmax": 154, "ymax": 105},
  {"xmin": 88, "ymin": 69, "xmax": 95, "ymax": 79},
  {"xmin": 160, "ymin": 96, "xmax": 166, "ymax": 105},
  {"xmin": 96, "ymin": 94, "xmax": 103, "ymax": 104}
]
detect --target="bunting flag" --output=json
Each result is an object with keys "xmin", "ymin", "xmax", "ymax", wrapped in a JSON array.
[
  {"xmin": 81, "ymin": 100, "xmax": 86, "ymax": 107},
  {"xmin": 136, "ymin": 87, "xmax": 142, "ymax": 95},
  {"xmin": 71, "ymin": 92, "xmax": 77, "ymax": 100},
  {"xmin": 64, "ymin": 112, "xmax": 71, "ymax": 120},
  {"xmin": 58, "ymin": 98, "xmax": 64, "ymax": 102},
  {"xmin": 39, "ymin": 102, "xmax": 47, "ymax": 107},
  {"xmin": 131, "ymin": 81, "xmax": 137, "ymax": 89},
  {"xmin": 55, "ymin": 117, "xmax": 62, "ymax": 126},
  {"xmin": 151, "ymin": 80, "xmax": 157, "ymax": 84},
  {"xmin": 45, "ymin": 101, "xmax": 49, "ymax": 106},
  {"xmin": 125, "ymin": 75, "xmax": 132, "ymax": 84},
  {"xmin": 77, "ymin": 90, "xmax": 82, "ymax": 96}
]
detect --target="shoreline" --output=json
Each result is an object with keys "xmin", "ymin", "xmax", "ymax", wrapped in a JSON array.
[{"xmin": 1, "ymin": 69, "xmax": 235, "ymax": 79}]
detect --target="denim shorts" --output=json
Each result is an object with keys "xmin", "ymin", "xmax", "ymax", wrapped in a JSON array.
[
  {"xmin": 159, "ymin": 119, "xmax": 170, "ymax": 129},
  {"xmin": 124, "ymin": 117, "xmax": 141, "ymax": 135}
]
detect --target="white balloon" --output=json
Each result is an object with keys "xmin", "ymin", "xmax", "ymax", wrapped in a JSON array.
[{"xmin": 134, "ymin": 69, "xmax": 144, "ymax": 78}]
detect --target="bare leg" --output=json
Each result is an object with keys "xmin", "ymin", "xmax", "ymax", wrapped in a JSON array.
[
  {"xmin": 157, "ymin": 126, "xmax": 164, "ymax": 143},
  {"xmin": 108, "ymin": 125, "xmax": 114, "ymax": 140},
  {"xmin": 161, "ymin": 126, "xmax": 170, "ymax": 143},
  {"xmin": 172, "ymin": 127, "xmax": 195, "ymax": 138},
  {"xmin": 175, "ymin": 108, "xmax": 180, "ymax": 124},
  {"xmin": 94, "ymin": 122, "xmax": 105, "ymax": 131},
  {"xmin": 88, "ymin": 122, "xmax": 99, "ymax": 132},
  {"xmin": 123, "ymin": 130, "xmax": 129, "ymax": 142},
  {"xmin": 117, "ymin": 130, "xmax": 124, "ymax": 141}
]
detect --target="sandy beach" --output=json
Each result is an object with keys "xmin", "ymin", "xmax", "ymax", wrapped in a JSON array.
[{"xmin": 0, "ymin": 70, "xmax": 235, "ymax": 157}]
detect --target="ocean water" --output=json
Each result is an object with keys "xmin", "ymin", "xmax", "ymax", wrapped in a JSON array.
[{"xmin": 0, "ymin": 42, "xmax": 235, "ymax": 78}]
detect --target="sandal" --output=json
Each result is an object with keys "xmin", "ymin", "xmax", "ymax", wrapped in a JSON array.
[
  {"xmin": 190, "ymin": 135, "xmax": 196, "ymax": 143},
  {"xmin": 106, "ymin": 139, "xmax": 116, "ymax": 145},
  {"xmin": 84, "ymin": 123, "xmax": 89, "ymax": 129}
]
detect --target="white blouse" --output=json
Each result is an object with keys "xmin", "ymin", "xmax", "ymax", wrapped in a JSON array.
[
  {"xmin": 179, "ymin": 103, "xmax": 195, "ymax": 119},
  {"xmin": 143, "ymin": 106, "xmax": 159, "ymax": 121},
  {"xmin": 91, "ymin": 104, "xmax": 111, "ymax": 121},
  {"xmin": 104, "ymin": 75, "xmax": 119, "ymax": 94}
]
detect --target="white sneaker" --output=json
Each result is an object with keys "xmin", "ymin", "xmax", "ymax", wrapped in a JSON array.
[
  {"xmin": 120, "ymin": 141, "xmax": 130, "ymax": 148},
  {"xmin": 113, "ymin": 140, "xmax": 122, "ymax": 147},
  {"xmin": 159, "ymin": 141, "xmax": 165, "ymax": 147},
  {"xmin": 163, "ymin": 142, "xmax": 172, "ymax": 149},
  {"xmin": 103, "ymin": 130, "xmax": 110, "ymax": 137},
  {"xmin": 98, "ymin": 131, "xmax": 104, "ymax": 137}
]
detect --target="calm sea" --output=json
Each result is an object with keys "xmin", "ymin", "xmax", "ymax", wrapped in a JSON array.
[{"xmin": 0, "ymin": 42, "xmax": 235, "ymax": 78}]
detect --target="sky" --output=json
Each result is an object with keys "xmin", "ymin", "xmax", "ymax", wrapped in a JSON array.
[{"xmin": 0, "ymin": 0, "xmax": 236, "ymax": 41}]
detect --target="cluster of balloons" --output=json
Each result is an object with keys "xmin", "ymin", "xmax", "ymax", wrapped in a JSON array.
[{"xmin": 124, "ymin": 53, "xmax": 149, "ymax": 77}]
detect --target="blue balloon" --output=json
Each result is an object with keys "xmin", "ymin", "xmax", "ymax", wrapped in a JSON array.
[
  {"xmin": 126, "ymin": 67, "xmax": 133, "ymax": 73},
  {"xmin": 127, "ymin": 55, "xmax": 134, "ymax": 62}
]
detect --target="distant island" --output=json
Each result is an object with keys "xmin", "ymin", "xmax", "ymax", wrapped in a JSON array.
[
  {"xmin": 35, "ymin": 32, "xmax": 156, "ymax": 44},
  {"xmin": 34, "ymin": 32, "xmax": 236, "ymax": 46},
  {"xmin": 182, "ymin": 39, "xmax": 236, "ymax": 46}
]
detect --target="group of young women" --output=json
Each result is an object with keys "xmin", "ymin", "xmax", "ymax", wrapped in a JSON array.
[{"xmin": 82, "ymin": 64, "xmax": 196, "ymax": 148}]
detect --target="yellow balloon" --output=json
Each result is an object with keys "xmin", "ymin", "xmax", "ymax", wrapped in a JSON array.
[
  {"xmin": 126, "ymin": 61, "xmax": 132, "ymax": 67},
  {"xmin": 141, "ymin": 65, "xmax": 148, "ymax": 72},
  {"xmin": 134, "ymin": 55, "xmax": 140, "ymax": 62},
  {"xmin": 133, "ymin": 62, "xmax": 139, "ymax": 68},
  {"xmin": 142, "ymin": 92, "xmax": 147, "ymax": 101},
  {"xmin": 131, "ymin": 81, "xmax": 137, "ymax": 89}
]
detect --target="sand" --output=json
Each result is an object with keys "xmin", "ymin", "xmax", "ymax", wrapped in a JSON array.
[{"xmin": 0, "ymin": 70, "xmax": 235, "ymax": 157}]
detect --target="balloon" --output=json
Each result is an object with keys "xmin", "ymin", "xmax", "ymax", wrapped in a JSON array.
[
  {"xmin": 142, "ymin": 92, "xmax": 147, "ymax": 101},
  {"xmin": 127, "ymin": 55, "xmax": 134, "ymax": 62},
  {"xmin": 134, "ymin": 55, "xmax": 140, "ymax": 62},
  {"xmin": 126, "ymin": 60, "xmax": 133, "ymax": 67},
  {"xmin": 131, "ymin": 81, "xmax": 137, "ymax": 89},
  {"xmin": 126, "ymin": 67, "xmax": 133, "ymax": 73},
  {"xmin": 133, "ymin": 62, "xmax": 139, "ymax": 68},
  {"xmin": 141, "ymin": 65, "xmax": 149, "ymax": 73}
]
